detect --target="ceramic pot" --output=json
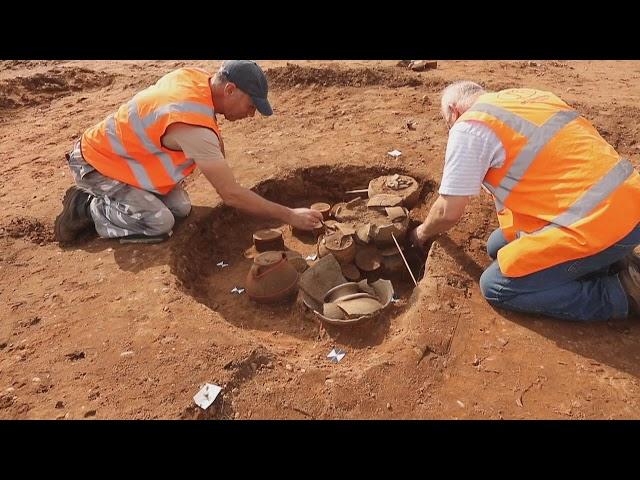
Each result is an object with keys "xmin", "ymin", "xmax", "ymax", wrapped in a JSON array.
[{"xmin": 246, "ymin": 251, "xmax": 299, "ymax": 304}]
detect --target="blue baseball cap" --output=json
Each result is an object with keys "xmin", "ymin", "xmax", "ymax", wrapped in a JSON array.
[{"xmin": 220, "ymin": 60, "xmax": 273, "ymax": 116}]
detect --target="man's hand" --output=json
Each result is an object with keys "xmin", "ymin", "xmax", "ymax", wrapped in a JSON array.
[
  {"xmin": 408, "ymin": 194, "xmax": 470, "ymax": 252},
  {"xmin": 404, "ymin": 227, "xmax": 429, "ymax": 275},
  {"xmin": 408, "ymin": 224, "xmax": 428, "ymax": 253},
  {"xmin": 288, "ymin": 208, "xmax": 323, "ymax": 230}
]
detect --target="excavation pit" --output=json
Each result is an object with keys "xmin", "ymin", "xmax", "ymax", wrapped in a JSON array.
[{"xmin": 171, "ymin": 165, "xmax": 435, "ymax": 340}]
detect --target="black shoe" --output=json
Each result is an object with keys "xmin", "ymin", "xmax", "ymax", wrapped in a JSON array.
[{"xmin": 54, "ymin": 186, "xmax": 94, "ymax": 244}]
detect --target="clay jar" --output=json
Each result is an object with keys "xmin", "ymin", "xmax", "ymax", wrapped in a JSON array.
[
  {"xmin": 310, "ymin": 202, "xmax": 332, "ymax": 237},
  {"xmin": 317, "ymin": 232, "xmax": 356, "ymax": 265},
  {"xmin": 380, "ymin": 245, "xmax": 405, "ymax": 274},
  {"xmin": 252, "ymin": 229, "xmax": 285, "ymax": 252},
  {"xmin": 369, "ymin": 208, "xmax": 410, "ymax": 246},
  {"xmin": 285, "ymin": 251, "xmax": 309, "ymax": 273},
  {"xmin": 330, "ymin": 202, "xmax": 346, "ymax": 219},
  {"xmin": 246, "ymin": 251, "xmax": 299, "ymax": 304},
  {"xmin": 355, "ymin": 247, "xmax": 383, "ymax": 282},
  {"xmin": 355, "ymin": 248, "xmax": 382, "ymax": 273}
]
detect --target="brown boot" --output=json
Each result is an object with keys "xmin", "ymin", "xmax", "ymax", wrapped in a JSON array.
[
  {"xmin": 54, "ymin": 186, "xmax": 94, "ymax": 244},
  {"xmin": 611, "ymin": 246, "xmax": 640, "ymax": 274},
  {"xmin": 619, "ymin": 262, "xmax": 640, "ymax": 316},
  {"xmin": 628, "ymin": 246, "xmax": 640, "ymax": 269}
]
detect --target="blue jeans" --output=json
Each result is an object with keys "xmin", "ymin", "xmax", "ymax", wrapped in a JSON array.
[{"xmin": 479, "ymin": 224, "xmax": 640, "ymax": 321}]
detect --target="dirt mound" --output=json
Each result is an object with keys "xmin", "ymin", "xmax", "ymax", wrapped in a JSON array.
[
  {"xmin": 0, "ymin": 217, "xmax": 55, "ymax": 244},
  {"xmin": 0, "ymin": 60, "xmax": 62, "ymax": 71},
  {"xmin": 0, "ymin": 67, "xmax": 115, "ymax": 110},
  {"xmin": 267, "ymin": 64, "xmax": 440, "ymax": 89}
]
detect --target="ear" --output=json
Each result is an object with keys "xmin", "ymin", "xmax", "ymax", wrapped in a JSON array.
[
  {"xmin": 224, "ymin": 82, "xmax": 237, "ymax": 96},
  {"xmin": 448, "ymin": 104, "xmax": 462, "ymax": 125}
]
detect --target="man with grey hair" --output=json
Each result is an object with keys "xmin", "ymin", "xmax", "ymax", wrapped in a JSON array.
[
  {"xmin": 408, "ymin": 80, "xmax": 640, "ymax": 321},
  {"xmin": 55, "ymin": 60, "xmax": 323, "ymax": 244}
]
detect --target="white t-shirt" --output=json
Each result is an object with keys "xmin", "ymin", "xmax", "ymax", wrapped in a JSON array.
[{"xmin": 438, "ymin": 121, "xmax": 506, "ymax": 196}]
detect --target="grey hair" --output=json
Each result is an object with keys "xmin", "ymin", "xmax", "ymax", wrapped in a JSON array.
[
  {"xmin": 440, "ymin": 81, "xmax": 485, "ymax": 119},
  {"xmin": 212, "ymin": 70, "xmax": 230, "ymax": 85}
]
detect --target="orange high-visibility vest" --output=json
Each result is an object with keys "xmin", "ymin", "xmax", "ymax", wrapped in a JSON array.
[
  {"xmin": 81, "ymin": 68, "xmax": 222, "ymax": 195},
  {"xmin": 458, "ymin": 88, "xmax": 640, "ymax": 277}
]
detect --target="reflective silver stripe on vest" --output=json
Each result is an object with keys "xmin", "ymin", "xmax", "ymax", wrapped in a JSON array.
[
  {"xmin": 104, "ymin": 114, "xmax": 157, "ymax": 193},
  {"xmin": 524, "ymin": 158, "xmax": 635, "ymax": 237},
  {"xmin": 141, "ymin": 102, "xmax": 215, "ymax": 129},
  {"xmin": 469, "ymin": 102, "xmax": 632, "ymax": 238},
  {"xmin": 468, "ymin": 103, "xmax": 579, "ymax": 204},
  {"xmin": 494, "ymin": 110, "xmax": 579, "ymax": 202},
  {"xmin": 474, "ymin": 102, "xmax": 536, "ymax": 213},
  {"xmin": 128, "ymin": 102, "xmax": 195, "ymax": 187},
  {"xmin": 468, "ymin": 103, "xmax": 539, "ymax": 138},
  {"xmin": 106, "ymin": 101, "xmax": 215, "ymax": 191},
  {"xmin": 146, "ymin": 101, "xmax": 216, "ymax": 178}
]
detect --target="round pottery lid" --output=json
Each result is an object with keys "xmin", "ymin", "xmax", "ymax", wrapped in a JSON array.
[
  {"xmin": 254, "ymin": 251, "xmax": 286, "ymax": 266},
  {"xmin": 324, "ymin": 232, "xmax": 353, "ymax": 251},
  {"xmin": 253, "ymin": 229, "xmax": 283, "ymax": 242}
]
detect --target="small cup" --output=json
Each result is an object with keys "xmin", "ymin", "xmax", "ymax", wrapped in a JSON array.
[{"xmin": 311, "ymin": 202, "xmax": 331, "ymax": 221}]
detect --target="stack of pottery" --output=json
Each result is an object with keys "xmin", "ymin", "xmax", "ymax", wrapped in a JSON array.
[{"xmin": 367, "ymin": 174, "xmax": 421, "ymax": 208}]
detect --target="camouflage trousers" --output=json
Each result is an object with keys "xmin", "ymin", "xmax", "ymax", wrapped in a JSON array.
[{"xmin": 66, "ymin": 141, "xmax": 191, "ymax": 238}]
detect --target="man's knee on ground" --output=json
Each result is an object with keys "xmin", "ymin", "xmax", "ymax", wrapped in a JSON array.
[
  {"xmin": 163, "ymin": 188, "xmax": 192, "ymax": 218},
  {"xmin": 171, "ymin": 201, "xmax": 192, "ymax": 219},
  {"xmin": 479, "ymin": 262, "xmax": 504, "ymax": 305},
  {"xmin": 144, "ymin": 208, "xmax": 175, "ymax": 236}
]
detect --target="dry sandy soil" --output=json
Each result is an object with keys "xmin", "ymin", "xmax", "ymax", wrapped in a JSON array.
[{"xmin": 1, "ymin": 60, "xmax": 640, "ymax": 420}]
